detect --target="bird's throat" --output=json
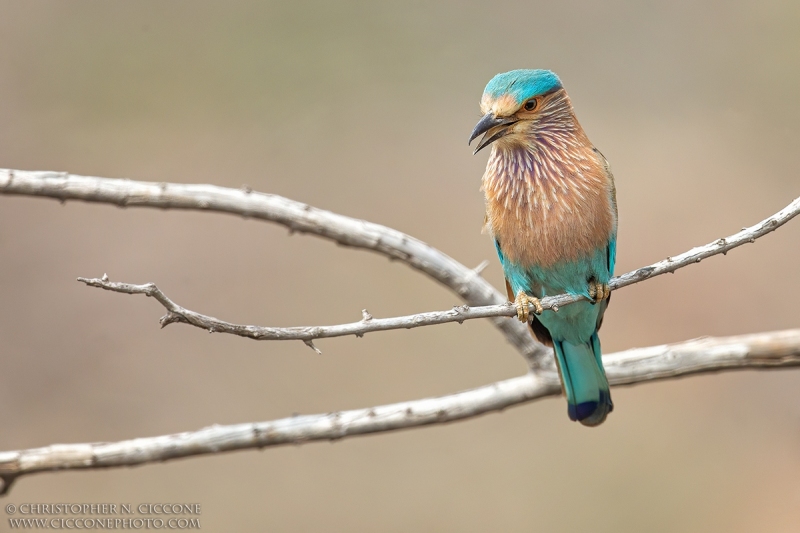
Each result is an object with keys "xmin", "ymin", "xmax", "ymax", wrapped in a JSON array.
[{"xmin": 482, "ymin": 140, "xmax": 613, "ymax": 268}]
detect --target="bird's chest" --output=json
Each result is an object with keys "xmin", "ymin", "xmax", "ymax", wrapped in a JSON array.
[{"xmin": 482, "ymin": 155, "xmax": 612, "ymax": 268}]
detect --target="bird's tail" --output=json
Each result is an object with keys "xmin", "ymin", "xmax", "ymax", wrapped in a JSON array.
[{"xmin": 552, "ymin": 332, "xmax": 613, "ymax": 427}]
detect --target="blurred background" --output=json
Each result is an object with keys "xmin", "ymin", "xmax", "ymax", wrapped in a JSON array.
[{"xmin": 1, "ymin": 1, "xmax": 799, "ymax": 531}]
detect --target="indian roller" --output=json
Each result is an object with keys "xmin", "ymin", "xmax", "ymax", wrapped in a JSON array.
[{"xmin": 469, "ymin": 70, "xmax": 617, "ymax": 426}]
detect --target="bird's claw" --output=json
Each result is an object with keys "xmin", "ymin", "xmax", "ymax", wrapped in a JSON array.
[
  {"xmin": 514, "ymin": 291, "xmax": 542, "ymax": 322},
  {"xmin": 588, "ymin": 281, "xmax": 610, "ymax": 303}
]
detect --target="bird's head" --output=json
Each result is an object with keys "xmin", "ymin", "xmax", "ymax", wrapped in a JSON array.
[{"xmin": 468, "ymin": 69, "xmax": 564, "ymax": 154}]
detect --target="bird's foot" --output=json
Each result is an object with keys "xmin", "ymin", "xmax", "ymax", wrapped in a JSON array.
[
  {"xmin": 514, "ymin": 291, "xmax": 542, "ymax": 322},
  {"xmin": 588, "ymin": 281, "xmax": 610, "ymax": 303}
]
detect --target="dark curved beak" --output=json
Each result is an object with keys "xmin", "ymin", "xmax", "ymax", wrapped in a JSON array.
[{"xmin": 468, "ymin": 113, "xmax": 519, "ymax": 154}]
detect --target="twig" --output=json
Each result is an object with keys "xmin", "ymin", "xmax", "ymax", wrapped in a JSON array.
[
  {"xmin": 77, "ymin": 276, "xmax": 519, "ymax": 343},
  {"xmin": 1, "ymin": 329, "xmax": 798, "ymax": 495},
  {"xmin": 77, "ymin": 194, "xmax": 800, "ymax": 344},
  {"xmin": 0, "ymin": 169, "xmax": 545, "ymax": 364}
]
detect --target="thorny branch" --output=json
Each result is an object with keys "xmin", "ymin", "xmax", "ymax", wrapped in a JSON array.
[
  {"xmin": 1, "ymin": 329, "xmax": 799, "ymax": 495},
  {"xmin": 77, "ymin": 275, "xmax": 517, "ymax": 354},
  {"xmin": 0, "ymin": 168, "xmax": 545, "ymax": 364},
  {"xmin": 76, "ymin": 195, "xmax": 800, "ymax": 346},
  {"xmin": 1, "ymin": 168, "xmax": 798, "ymax": 496}
]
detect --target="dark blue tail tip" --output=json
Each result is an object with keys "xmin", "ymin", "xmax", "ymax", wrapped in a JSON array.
[
  {"xmin": 568, "ymin": 401, "xmax": 600, "ymax": 421},
  {"xmin": 567, "ymin": 392, "xmax": 614, "ymax": 426}
]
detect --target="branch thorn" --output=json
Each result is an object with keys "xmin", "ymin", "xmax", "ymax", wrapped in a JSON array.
[
  {"xmin": 159, "ymin": 312, "xmax": 184, "ymax": 328},
  {"xmin": 472, "ymin": 260, "xmax": 489, "ymax": 275},
  {"xmin": 0, "ymin": 474, "xmax": 16, "ymax": 496},
  {"xmin": 304, "ymin": 340, "xmax": 322, "ymax": 354}
]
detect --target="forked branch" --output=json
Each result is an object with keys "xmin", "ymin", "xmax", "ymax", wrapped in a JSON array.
[
  {"xmin": 77, "ymin": 194, "xmax": 800, "ymax": 345},
  {"xmin": 1, "ymin": 168, "xmax": 798, "ymax": 497},
  {"xmin": 0, "ymin": 169, "xmax": 546, "ymax": 364}
]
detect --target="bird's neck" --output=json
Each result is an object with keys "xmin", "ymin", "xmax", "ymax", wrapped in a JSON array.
[
  {"xmin": 481, "ymin": 93, "xmax": 614, "ymax": 267},
  {"xmin": 495, "ymin": 90, "xmax": 589, "ymax": 161}
]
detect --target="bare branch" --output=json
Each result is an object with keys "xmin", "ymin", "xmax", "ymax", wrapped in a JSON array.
[
  {"xmin": 0, "ymin": 169, "xmax": 545, "ymax": 364},
  {"xmin": 77, "ymin": 276, "xmax": 517, "ymax": 341},
  {"xmin": 4, "ymin": 169, "xmax": 800, "ymax": 497},
  {"xmin": 1, "ymin": 329, "xmax": 798, "ymax": 495},
  {"xmin": 7, "ymin": 169, "xmax": 799, "ymax": 363},
  {"xmin": 77, "ymin": 193, "xmax": 800, "ymax": 343}
]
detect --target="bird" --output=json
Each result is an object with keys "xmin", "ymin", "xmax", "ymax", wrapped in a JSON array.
[{"xmin": 468, "ymin": 69, "xmax": 617, "ymax": 426}]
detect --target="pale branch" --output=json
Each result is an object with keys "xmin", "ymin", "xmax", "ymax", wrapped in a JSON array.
[
  {"xmin": 77, "ymin": 276, "xmax": 519, "ymax": 343},
  {"xmin": 1, "ymin": 329, "xmax": 798, "ymax": 495},
  {"xmin": 77, "ymin": 194, "xmax": 800, "ymax": 344},
  {"xmin": 0, "ymin": 168, "xmax": 545, "ymax": 364},
  {"xmin": 3, "ymin": 168, "xmax": 800, "ymax": 498}
]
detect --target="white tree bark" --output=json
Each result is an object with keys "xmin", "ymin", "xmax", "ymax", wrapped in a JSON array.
[
  {"xmin": 76, "ymin": 181, "xmax": 799, "ymax": 345},
  {"xmin": 1, "ymin": 168, "xmax": 798, "ymax": 496},
  {"xmin": 1, "ymin": 329, "xmax": 798, "ymax": 495},
  {"xmin": 0, "ymin": 169, "xmax": 546, "ymax": 363},
  {"xmin": 3, "ymin": 169, "xmax": 797, "ymax": 360}
]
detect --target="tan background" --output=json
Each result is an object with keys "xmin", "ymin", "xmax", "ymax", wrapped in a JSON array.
[{"xmin": 1, "ymin": 1, "xmax": 799, "ymax": 531}]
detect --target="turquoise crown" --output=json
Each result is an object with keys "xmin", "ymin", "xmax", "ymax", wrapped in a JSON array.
[{"xmin": 484, "ymin": 69, "xmax": 562, "ymax": 104}]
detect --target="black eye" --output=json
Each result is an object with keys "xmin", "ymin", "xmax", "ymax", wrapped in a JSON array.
[{"xmin": 523, "ymin": 99, "xmax": 537, "ymax": 111}]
